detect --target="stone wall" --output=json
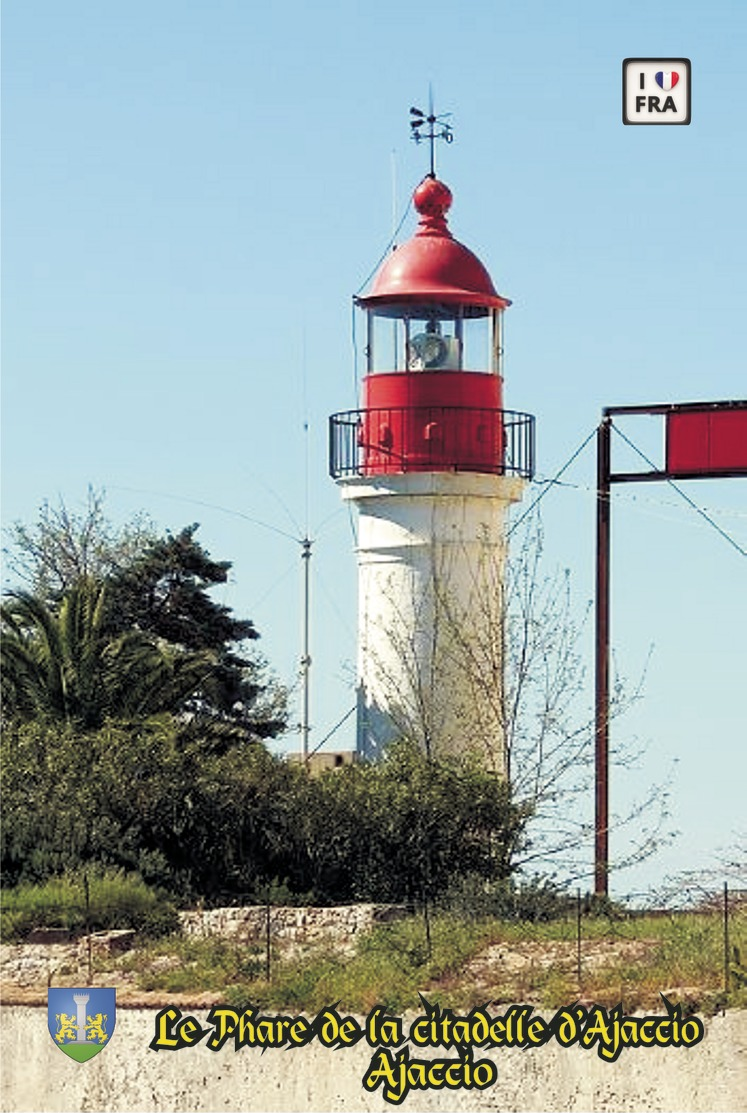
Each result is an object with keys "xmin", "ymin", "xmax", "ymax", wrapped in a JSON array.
[{"xmin": 178, "ymin": 903, "xmax": 409, "ymax": 949}]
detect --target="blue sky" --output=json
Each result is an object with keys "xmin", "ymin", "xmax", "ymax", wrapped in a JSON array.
[{"xmin": 3, "ymin": 0, "xmax": 745, "ymax": 899}]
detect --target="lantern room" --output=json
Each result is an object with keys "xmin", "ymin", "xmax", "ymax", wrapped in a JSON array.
[
  {"xmin": 354, "ymin": 175, "xmax": 519, "ymax": 476},
  {"xmin": 360, "ymin": 176, "xmax": 510, "ymax": 381},
  {"xmin": 329, "ymin": 175, "xmax": 534, "ymax": 482}
]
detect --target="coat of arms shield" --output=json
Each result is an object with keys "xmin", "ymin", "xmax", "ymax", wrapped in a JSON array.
[{"xmin": 47, "ymin": 987, "xmax": 116, "ymax": 1061}]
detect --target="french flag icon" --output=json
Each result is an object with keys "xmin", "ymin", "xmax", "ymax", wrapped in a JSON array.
[{"xmin": 655, "ymin": 71, "xmax": 679, "ymax": 90}]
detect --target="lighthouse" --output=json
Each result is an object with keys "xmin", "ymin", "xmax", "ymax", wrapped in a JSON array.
[{"xmin": 329, "ymin": 172, "xmax": 535, "ymax": 773}]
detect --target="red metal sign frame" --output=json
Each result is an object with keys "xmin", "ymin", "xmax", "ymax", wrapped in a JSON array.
[{"xmin": 595, "ymin": 399, "xmax": 746, "ymax": 896}]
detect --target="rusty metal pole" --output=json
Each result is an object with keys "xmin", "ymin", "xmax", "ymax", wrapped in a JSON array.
[{"xmin": 595, "ymin": 415, "xmax": 612, "ymax": 897}]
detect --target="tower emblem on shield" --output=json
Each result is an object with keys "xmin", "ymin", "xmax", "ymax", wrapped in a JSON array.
[{"xmin": 47, "ymin": 988, "xmax": 116, "ymax": 1061}]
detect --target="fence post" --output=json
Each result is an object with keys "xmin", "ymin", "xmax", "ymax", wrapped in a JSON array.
[
  {"xmin": 83, "ymin": 873, "xmax": 92, "ymax": 986},
  {"xmin": 576, "ymin": 888, "xmax": 582, "ymax": 986},
  {"xmin": 723, "ymin": 881, "xmax": 729, "ymax": 996},
  {"xmin": 265, "ymin": 885, "xmax": 271, "ymax": 982}
]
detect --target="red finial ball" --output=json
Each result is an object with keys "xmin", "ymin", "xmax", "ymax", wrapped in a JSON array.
[{"xmin": 413, "ymin": 177, "xmax": 453, "ymax": 219}]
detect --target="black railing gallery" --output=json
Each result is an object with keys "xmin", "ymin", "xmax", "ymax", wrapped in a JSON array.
[{"xmin": 329, "ymin": 407, "xmax": 535, "ymax": 480}]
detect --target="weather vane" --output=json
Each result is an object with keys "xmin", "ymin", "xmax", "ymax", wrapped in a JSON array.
[{"xmin": 409, "ymin": 93, "xmax": 453, "ymax": 178}]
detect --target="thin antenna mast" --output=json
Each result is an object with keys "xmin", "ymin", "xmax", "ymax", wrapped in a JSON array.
[
  {"xmin": 301, "ymin": 536, "xmax": 312, "ymax": 764},
  {"xmin": 300, "ymin": 333, "xmax": 312, "ymax": 765},
  {"xmin": 409, "ymin": 91, "xmax": 453, "ymax": 177}
]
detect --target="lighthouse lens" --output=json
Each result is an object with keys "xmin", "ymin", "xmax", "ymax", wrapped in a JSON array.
[{"xmin": 408, "ymin": 333, "xmax": 449, "ymax": 370}]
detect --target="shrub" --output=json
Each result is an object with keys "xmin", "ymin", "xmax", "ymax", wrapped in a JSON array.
[
  {"xmin": 2, "ymin": 721, "xmax": 526, "ymax": 906},
  {"xmin": 0, "ymin": 868, "xmax": 179, "ymax": 941},
  {"xmin": 440, "ymin": 873, "xmax": 576, "ymax": 922}
]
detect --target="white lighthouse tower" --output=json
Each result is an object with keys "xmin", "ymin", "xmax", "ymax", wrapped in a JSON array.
[{"xmin": 329, "ymin": 173, "xmax": 535, "ymax": 773}]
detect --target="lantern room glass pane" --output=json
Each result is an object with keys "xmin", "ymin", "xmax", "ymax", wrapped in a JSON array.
[
  {"xmin": 460, "ymin": 316, "xmax": 491, "ymax": 374},
  {"xmin": 368, "ymin": 313, "xmax": 401, "ymax": 373}
]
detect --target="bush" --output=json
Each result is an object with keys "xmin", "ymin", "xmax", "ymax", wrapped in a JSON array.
[
  {"xmin": 440, "ymin": 873, "xmax": 575, "ymax": 922},
  {"xmin": 2, "ymin": 722, "xmax": 527, "ymax": 905},
  {"xmin": 0, "ymin": 868, "xmax": 180, "ymax": 941}
]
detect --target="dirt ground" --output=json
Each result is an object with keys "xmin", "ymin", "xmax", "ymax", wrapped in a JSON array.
[{"xmin": 0, "ymin": 940, "xmax": 223, "ymax": 1009}]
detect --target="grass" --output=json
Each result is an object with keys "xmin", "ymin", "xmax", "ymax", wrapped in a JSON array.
[
  {"xmin": 108, "ymin": 906, "xmax": 746, "ymax": 1016},
  {"xmin": 113, "ymin": 917, "xmax": 497, "ymax": 1013},
  {"xmin": 118, "ymin": 936, "xmax": 266, "ymax": 994}
]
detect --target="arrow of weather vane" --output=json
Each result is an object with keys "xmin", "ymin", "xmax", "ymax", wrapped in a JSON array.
[{"xmin": 410, "ymin": 101, "xmax": 453, "ymax": 177}]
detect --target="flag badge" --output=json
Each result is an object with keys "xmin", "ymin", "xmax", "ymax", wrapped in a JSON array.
[
  {"xmin": 47, "ymin": 988, "xmax": 116, "ymax": 1061},
  {"xmin": 623, "ymin": 58, "xmax": 691, "ymax": 124}
]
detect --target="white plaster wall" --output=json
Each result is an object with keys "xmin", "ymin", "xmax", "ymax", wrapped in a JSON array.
[
  {"xmin": 340, "ymin": 474, "xmax": 525, "ymax": 770},
  {"xmin": 2, "ymin": 1006, "xmax": 745, "ymax": 1113}
]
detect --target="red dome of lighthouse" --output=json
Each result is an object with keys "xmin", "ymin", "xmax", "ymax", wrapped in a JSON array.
[{"xmin": 357, "ymin": 176, "xmax": 511, "ymax": 314}]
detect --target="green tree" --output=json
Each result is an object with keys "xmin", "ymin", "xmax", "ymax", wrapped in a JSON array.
[
  {"xmin": 2, "ymin": 487, "xmax": 155, "ymax": 603},
  {"xmin": 1, "ymin": 580, "xmax": 216, "ymax": 729},
  {"xmin": 105, "ymin": 525, "xmax": 285, "ymax": 740},
  {"xmin": 2, "ymin": 497, "xmax": 287, "ymax": 744}
]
